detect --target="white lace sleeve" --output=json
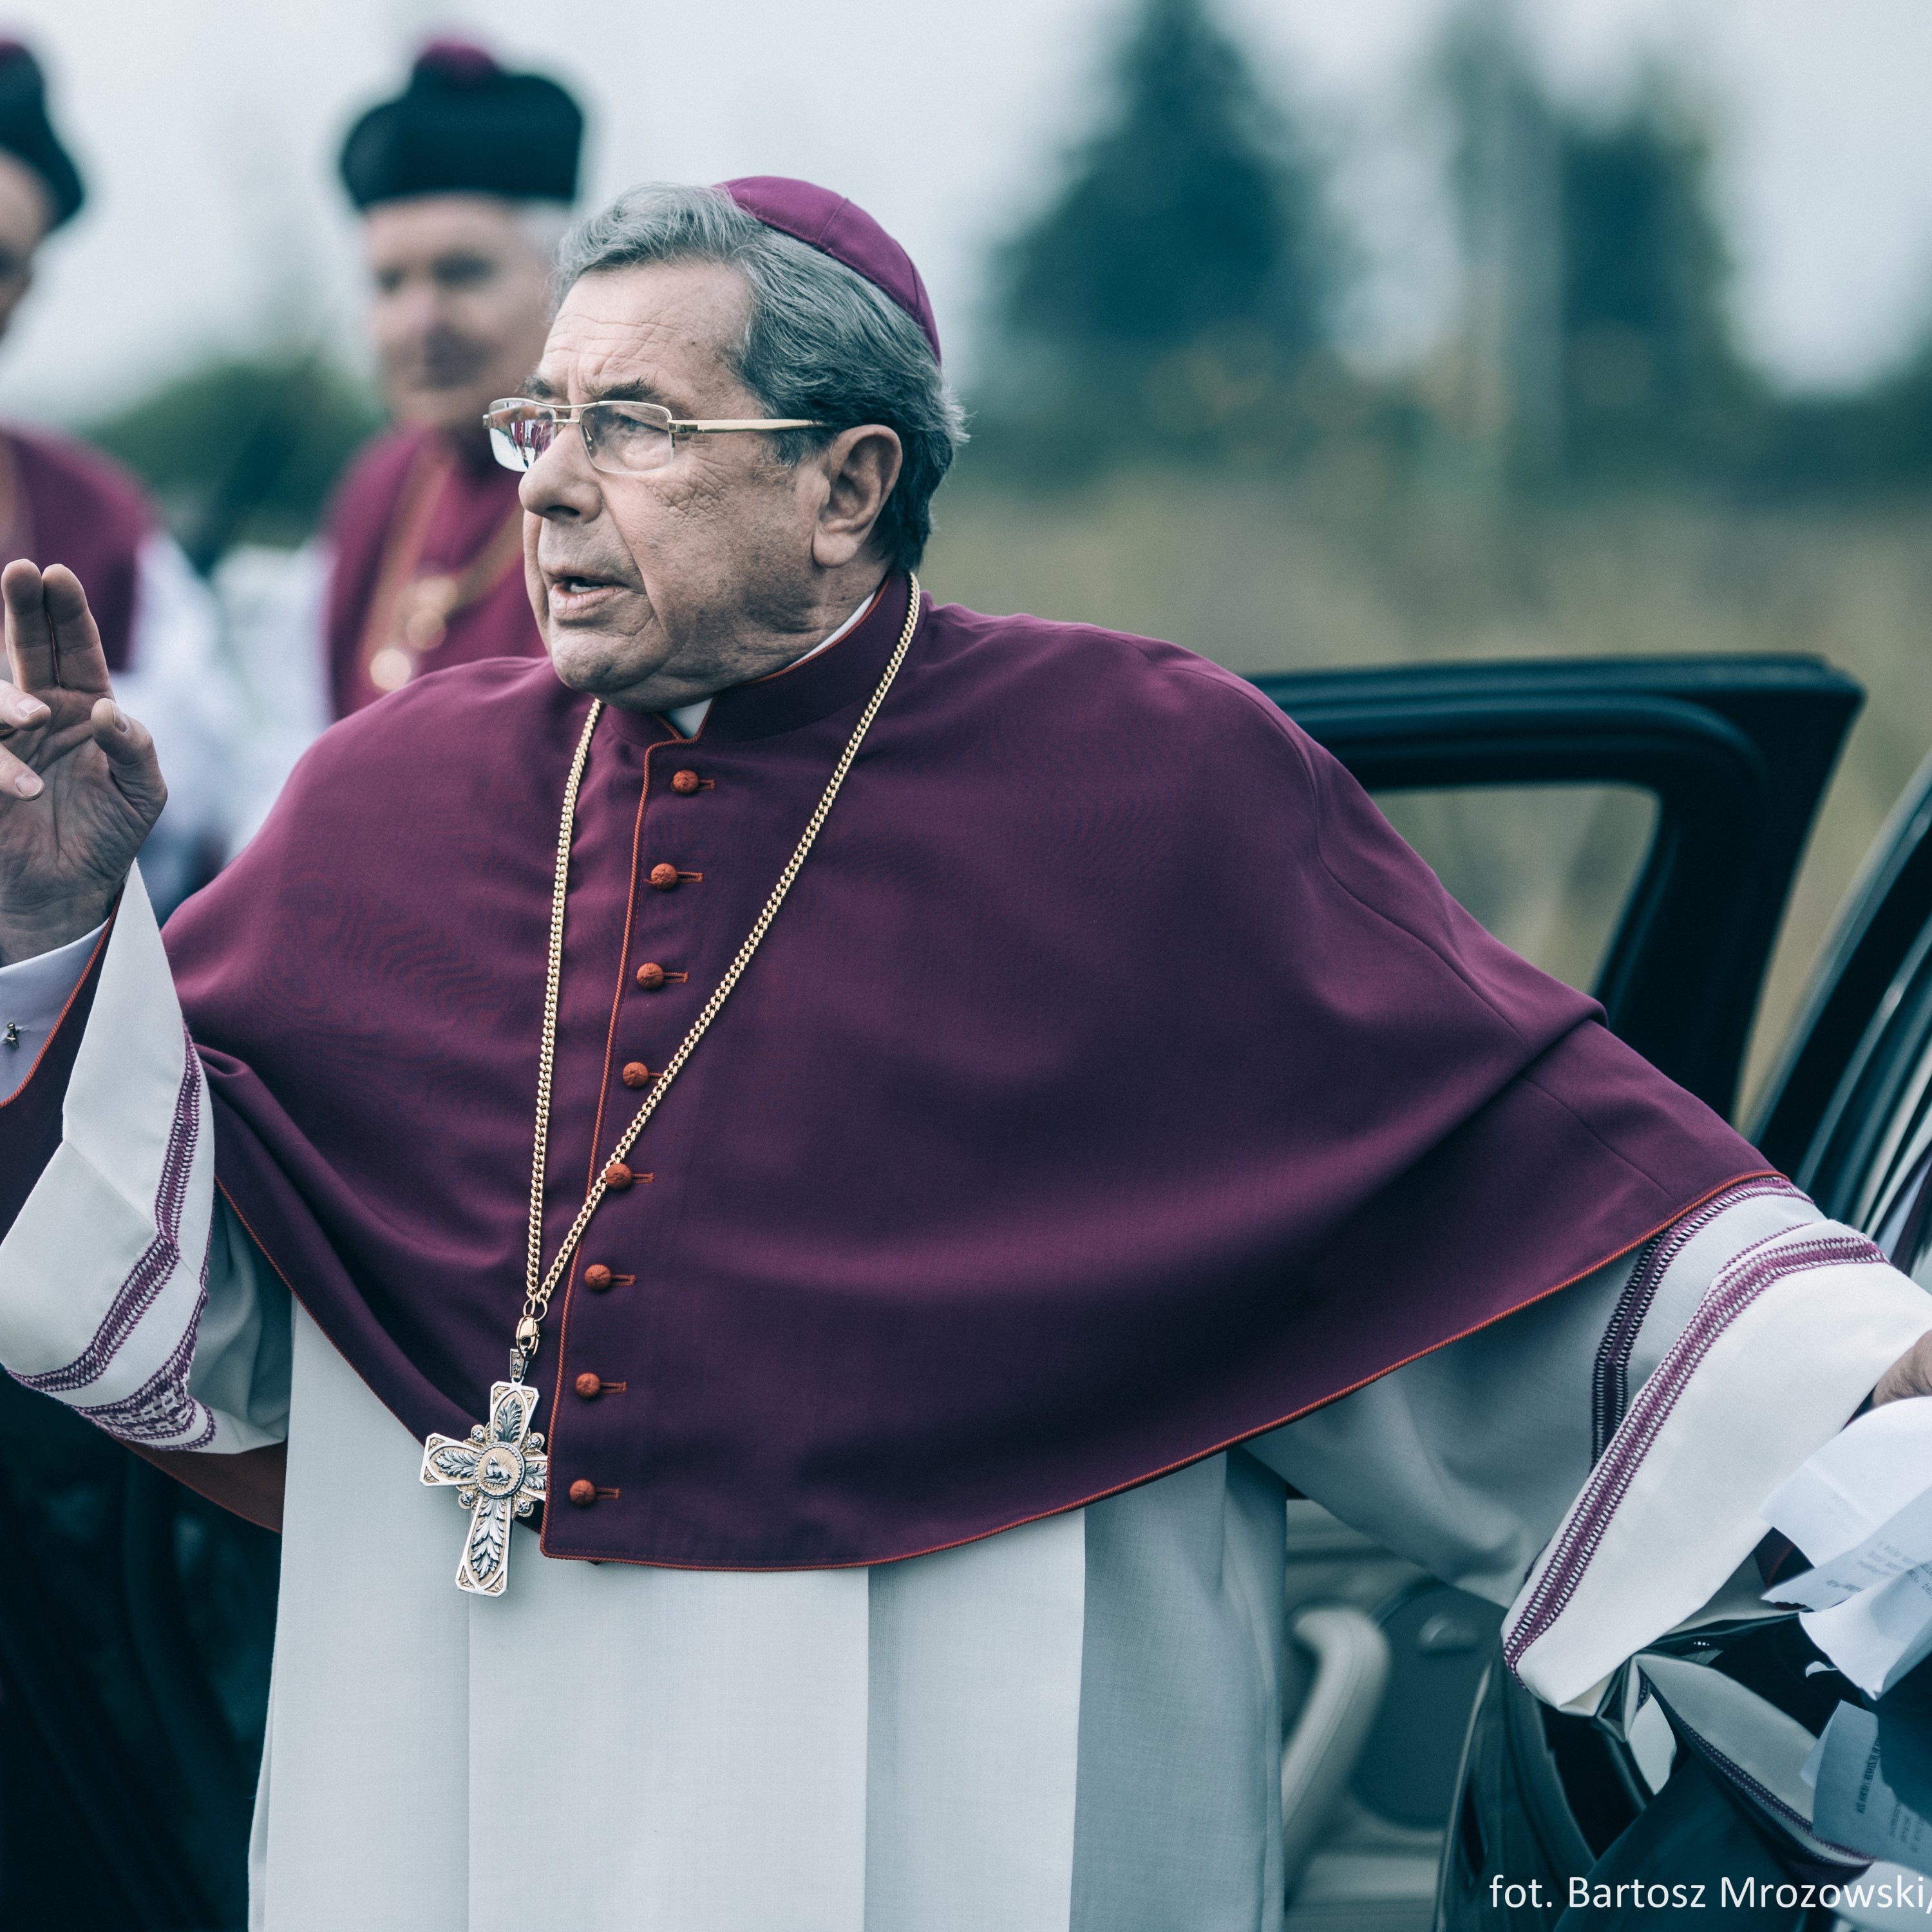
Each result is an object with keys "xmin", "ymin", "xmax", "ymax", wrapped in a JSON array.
[
  {"xmin": 0, "ymin": 864, "xmax": 289, "ymax": 1452},
  {"xmin": 1248, "ymin": 1180, "xmax": 1932, "ymax": 1710}
]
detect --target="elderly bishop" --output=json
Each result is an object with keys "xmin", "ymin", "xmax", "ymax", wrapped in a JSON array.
[{"xmin": 0, "ymin": 180, "xmax": 1930, "ymax": 1931}]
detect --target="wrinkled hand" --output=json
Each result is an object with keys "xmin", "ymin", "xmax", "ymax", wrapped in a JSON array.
[
  {"xmin": 0, "ymin": 560, "xmax": 166, "ymax": 962},
  {"xmin": 1874, "ymin": 1329, "xmax": 1932, "ymax": 1407}
]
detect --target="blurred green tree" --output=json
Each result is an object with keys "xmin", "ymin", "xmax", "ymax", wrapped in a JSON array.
[
  {"xmin": 1437, "ymin": 3, "xmax": 1765, "ymax": 486},
  {"xmin": 981, "ymin": 0, "xmax": 1365, "ymax": 477},
  {"xmin": 1557, "ymin": 80, "xmax": 1765, "ymax": 479},
  {"xmin": 1436, "ymin": 1, "xmax": 1562, "ymax": 481},
  {"xmin": 85, "ymin": 352, "xmax": 383, "ymax": 568},
  {"xmin": 1759, "ymin": 348, "xmax": 1932, "ymax": 494}
]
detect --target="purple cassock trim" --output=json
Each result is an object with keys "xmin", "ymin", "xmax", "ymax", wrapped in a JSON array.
[
  {"xmin": 15, "ymin": 1027, "xmax": 201, "ymax": 1396},
  {"xmin": 1508, "ymin": 1225, "xmax": 1888, "ymax": 1677},
  {"xmin": 1589, "ymin": 1175, "xmax": 1804, "ymax": 1461}
]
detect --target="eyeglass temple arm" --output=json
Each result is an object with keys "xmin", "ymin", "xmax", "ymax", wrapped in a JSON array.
[
  {"xmin": 672, "ymin": 419, "xmax": 827, "ymax": 434},
  {"xmin": 483, "ymin": 406, "xmax": 821, "ymax": 430}
]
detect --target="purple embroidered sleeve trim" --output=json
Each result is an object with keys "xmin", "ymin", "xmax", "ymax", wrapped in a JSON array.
[
  {"xmin": 73, "ymin": 1244, "xmax": 218, "ymax": 1450},
  {"xmin": 1506, "ymin": 1225, "xmax": 1886, "ymax": 1678},
  {"xmin": 1642, "ymin": 1675, "xmax": 1867, "ymax": 1868},
  {"xmin": 1589, "ymin": 1177, "xmax": 1804, "ymax": 1461},
  {"xmin": 1688, "ymin": 1735, "xmax": 1857, "ymax": 1861},
  {"xmin": 14, "ymin": 1025, "xmax": 200, "ymax": 1397},
  {"xmin": 1590, "ymin": 1233, "xmax": 1662, "ymax": 1464}
]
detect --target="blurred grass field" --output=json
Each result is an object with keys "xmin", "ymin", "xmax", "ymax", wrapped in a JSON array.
[{"xmin": 923, "ymin": 474, "xmax": 1932, "ymax": 1114}]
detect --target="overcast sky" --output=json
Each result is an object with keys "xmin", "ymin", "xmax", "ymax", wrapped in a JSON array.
[{"xmin": 5, "ymin": 0, "xmax": 1932, "ymax": 421}]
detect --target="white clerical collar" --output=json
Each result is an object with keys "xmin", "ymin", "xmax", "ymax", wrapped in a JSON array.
[{"xmin": 665, "ymin": 592, "xmax": 877, "ymax": 740}]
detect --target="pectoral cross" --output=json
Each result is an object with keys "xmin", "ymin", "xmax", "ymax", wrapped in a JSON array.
[{"xmin": 419, "ymin": 1381, "xmax": 548, "ymax": 1596}]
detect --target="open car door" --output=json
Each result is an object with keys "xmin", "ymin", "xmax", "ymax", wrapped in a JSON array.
[
  {"xmin": 1411, "ymin": 723, "xmax": 1932, "ymax": 1932},
  {"xmin": 1246, "ymin": 656, "xmax": 1861, "ymax": 1930},
  {"xmin": 0, "ymin": 655, "xmax": 1861, "ymax": 1931}
]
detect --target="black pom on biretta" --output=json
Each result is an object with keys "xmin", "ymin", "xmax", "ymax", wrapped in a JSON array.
[
  {"xmin": 0, "ymin": 42, "xmax": 83, "ymax": 232},
  {"xmin": 339, "ymin": 40, "xmax": 583, "ymax": 211}
]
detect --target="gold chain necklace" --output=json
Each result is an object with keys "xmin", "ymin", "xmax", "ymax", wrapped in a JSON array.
[{"xmin": 418, "ymin": 576, "xmax": 922, "ymax": 1595}]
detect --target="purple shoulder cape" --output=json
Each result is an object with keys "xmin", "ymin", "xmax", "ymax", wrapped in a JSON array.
[
  {"xmin": 155, "ymin": 576, "xmax": 1768, "ymax": 1568},
  {"xmin": 8, "ymin": 428, "xmax": 152, "ymax": 671},
  {"xmin": 323, "ymin": 424, "xmax": 542, "ymax": 721}
]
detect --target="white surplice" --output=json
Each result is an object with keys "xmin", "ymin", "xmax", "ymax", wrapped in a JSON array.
[{"xmin": 0, "ymin": 867, "xmax": 1929, "ymax": 1931}]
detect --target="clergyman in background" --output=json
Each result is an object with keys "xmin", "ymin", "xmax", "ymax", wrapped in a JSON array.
[
  {"xmin": 0, "ymin": 39, "xmax": 229, "ymax": 916},
  {"xmin": 232, "ymin": 40, "xmax": 580, "ymax": 840}
]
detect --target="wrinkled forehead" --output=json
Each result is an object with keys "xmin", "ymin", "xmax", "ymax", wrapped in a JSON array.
[{"xmin": 534, "ymin": 258, "xmax": 756, "ymax": 408}]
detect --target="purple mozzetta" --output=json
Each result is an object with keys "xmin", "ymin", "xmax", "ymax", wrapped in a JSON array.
[{"xmin": 141, "ymin": 576, "xmax": 1774, "ymax": 1567}]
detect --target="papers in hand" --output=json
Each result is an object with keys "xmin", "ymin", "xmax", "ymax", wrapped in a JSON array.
[
  {"xmin": 1762, "ymin": 1399, "xmax": 1932, "ymax": 1697},
  {"xmin": 1810, "ymin": 1702, "xmax": 1932, "ymax": 1868}
]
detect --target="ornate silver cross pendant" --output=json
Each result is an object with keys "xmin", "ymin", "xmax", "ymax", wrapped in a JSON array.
[{"xmin": 420, "ymin": 1381, "xmax": 549, "ymax": 1596}]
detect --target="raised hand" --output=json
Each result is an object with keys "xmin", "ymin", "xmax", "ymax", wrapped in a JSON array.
[{"xmin": 0, "ymin": 560, "xmax": 166, "ymax": 962}]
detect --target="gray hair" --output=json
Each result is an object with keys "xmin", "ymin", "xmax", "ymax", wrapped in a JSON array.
[
  {"xmin": 555, "ymin": 184, "xmax": 966, "ymax": 571},
  {"xmin": 512, "ymin": 201, "xmax": 576, "ymax": 261}
]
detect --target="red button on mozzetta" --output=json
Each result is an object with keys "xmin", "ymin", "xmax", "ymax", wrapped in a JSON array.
[
  {"xmin": 636, "ymin": 962, "xmax": 667, "ymax": 990},
  {"xmin": 603, "ymin": 1162, "xmax": 634, "ymax": 1190},
  {"xmin": 672, "ymin": 769, "xmax": 701, "ymax": 795},
  {"xmin": 649, "ymin": 864, "xmax": 679, "ymax": 891},
  {"xmin": 568, "ymin": 1479, "xmax": 596, "ymax": 1508},
  {"xmin": 574, "ymin": 1372, "xmax": 602, "ymax": 1401},
  {"xmin": 621, "ymin": 1062, "xmax": 652, "ymax": 1089},
  {"xmin": 583, "ymin": 1265, "xmax": 613, "ymax": 1291}
]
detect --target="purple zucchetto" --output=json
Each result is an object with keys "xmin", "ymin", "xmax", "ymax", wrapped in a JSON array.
[
  {"xmin": 340, "ymin": 39, "xmax": 583, "ymax": 211},
  {"xmin": 720, "ymin": 176, "xmax": 941, "ymax": 366}
]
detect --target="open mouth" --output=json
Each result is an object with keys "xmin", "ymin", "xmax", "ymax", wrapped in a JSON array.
[{"xmin": 545, "ymin": 569, "xmax": 625, "ymax": 606}]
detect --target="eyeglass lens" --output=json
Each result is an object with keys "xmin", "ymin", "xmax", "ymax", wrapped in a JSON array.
[
  {"xmin": 488, "ymin": 418, "xmax": 544, "ymax": 473},
  {"xmin": 488, "ymin": 404, "xmax": 676, "ymax": 476},
  {"xmin": 582, "ymin": 404, "xmax": 673, "ymax": 474}
]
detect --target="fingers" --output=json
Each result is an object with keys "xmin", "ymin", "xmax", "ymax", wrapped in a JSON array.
[
  {"xmin": 0, "ymin": 696, "xmax": 166, "ymax": 815},
  {"xmin": 3, "ymin": 560, "xmax": 111, "ymax": 698},
  {"xmin": 88, "ymin": 697, "xmax": 167, "ymax": 822},
  {"xmin": 0, "ymin": 697, "xmax": 164, "ymax": 808},
  {"xmin": 41, "ymin": 565, "xmax": 110, "ymax": 696},
  {"xmin": 0, "ymin": 736, "xmax": 42, "ymax": 797},
  {"xmin": 1872, "ymin": 1330, "xmax": 1932, "ymax": 1407},
  {"xmin": 2, "ymin": 559, "xmax": 51, "ymax": 693},
  {"xmin": 0, "ymin": 679, "xmax": 48, "ymax": 730},
  {"xmin": 0, "ymin": 674, "xmax": 59, "ymax": 795}
]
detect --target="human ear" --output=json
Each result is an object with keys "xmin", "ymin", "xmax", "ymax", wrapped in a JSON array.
[{"xmin": 811, "ymin": 426, "xmax": 902, "ymax": 569}]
